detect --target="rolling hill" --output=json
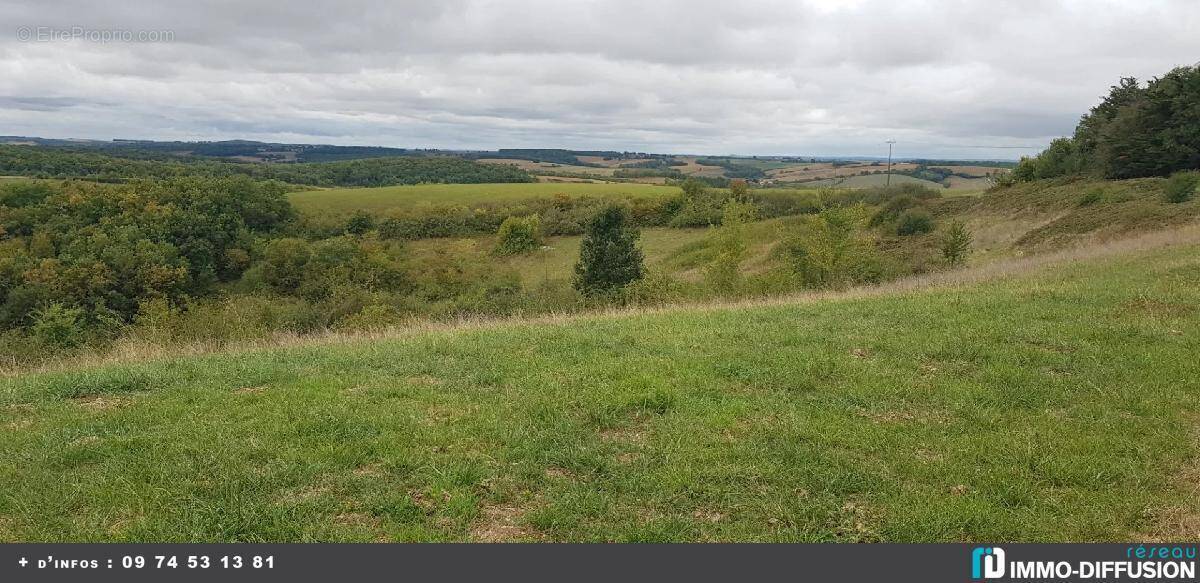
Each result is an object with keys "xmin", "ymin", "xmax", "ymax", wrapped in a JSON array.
[{"xmin": 2, "ymin": 224, "xmax": 1197, "ymax": 542}]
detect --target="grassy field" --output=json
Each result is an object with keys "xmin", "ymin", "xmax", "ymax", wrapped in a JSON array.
[
  {"xmin": 477, "ymin": 158, "xmax": 619, "ymax": 176},
  {"xmin": 2, "ymin": 228, "xmax": 1197, "ymax": 542},
  {"xmin": 289, "ymin": 182, "xmax": 680, "ymax": 215},
  {"xmin": 409, "ymin": 218, "xmax": 793, "ymax": 287},
  {"xmin": 805, "ymin": 174, "xmax": 947, "ymax": 190}
]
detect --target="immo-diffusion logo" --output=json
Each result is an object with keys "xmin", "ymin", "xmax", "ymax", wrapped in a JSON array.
[
  {"xmin": 970, "ymin": 545, "xmax": 1197, "ymax": 580},
  {"xmin": 972, "ymin": 547, "xmax": 1006, "ymax": 579}
]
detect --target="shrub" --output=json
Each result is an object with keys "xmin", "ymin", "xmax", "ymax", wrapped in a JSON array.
[
  {"xmin": 1078, "ymin": 189, "xmax": 1105, "ymax": 207},
  {"xmin": 345, "ymin": 211, "xmax": 376, "ymax": 234},
  {"xmin": 869, "ymin": 196, "xmax": 919, "ymax": 227},
  {"xmin": 573, "ymin": 205, "xmax": 645, "ymax": 296},
  {"xmin": 493, "ymin": 215, "xmax": 543, "ymax": 256},
  {"xmin": 704, "ymin": 200, "xmax": 756, "ymax": 294},
  {"xmin": 31, "ymin": 302, "xmax": 86, "ymax": 349},
  {"xmin": 782, "ymin": 205, "xmax": 878, "ymax": 288},
  {"xmin": 941, "ymin": 221, "xmax": 973, "ymax": 266},
  {"xmin": 262, "ymin": 238, "xmax": 312, "ymax": 293},
  {"xmin": 1163, "ymin": 171, "xmax": 1199, "ymax": 203},
  {"xmin": 895, "ymin": 210, "xmax": 934, "ymax": 236}
]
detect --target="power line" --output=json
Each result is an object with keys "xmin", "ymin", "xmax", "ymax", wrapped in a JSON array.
[{"xmin": 885, "ymin": 139, "xmax": 896, "ymax": 187}]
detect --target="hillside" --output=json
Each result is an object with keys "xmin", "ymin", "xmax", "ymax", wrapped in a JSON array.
[{"xmin": 2, "ymin": 226, "xmax": 1197, "ymax": 542}]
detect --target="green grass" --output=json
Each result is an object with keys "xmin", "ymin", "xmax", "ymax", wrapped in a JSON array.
[
  {"xmin": 806, "ymin": 174, "xmax": 948, "ymax": 190},
  {"xmin": 2, "ymin": 235, "xmax": 1197, "ymax": 542},
  {"xmin": 289, "ymin": 182, "xmax": 680, "ymax": 215}
]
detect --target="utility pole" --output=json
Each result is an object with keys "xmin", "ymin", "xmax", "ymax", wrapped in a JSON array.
[{"xmin": 885, "ymin": 139, "xmax": 896, "ymax": 187}]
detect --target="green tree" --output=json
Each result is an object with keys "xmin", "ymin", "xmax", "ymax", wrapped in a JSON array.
[
  {"xmin": 704, "ymin": 200, "xmax": 756, "ymax": 294},
  {"xmin": 345, "ymin": 211, "xmax": 375, "ymax": 235},
  {"xmin": 1163, "ymin": 171, "xmax": 1199, "ymax": 203},
  {"xmin": 262, "ymin": 238, "xmax": 312, "ymax": 293},
  {"xmin": 895, "ymin": 210, "xmax": 934, "ymax": 236},
  {"xmin": 940, "ymin": 221, "xmax": 973, "ymax": 266},
  {"xmin": 573, "ymin": 205, "xmax": 644, "ymax": 296},
  {"xmin": 783, "ymin": 205, "xmax": 879, "ymax": 288},
  {"xmin": 31, "ymin": 302, "xmax": 86, "ymax": 348},
  {"xmin": 493, "ymin": 215, "xmax": 543, "ymax": 256}
]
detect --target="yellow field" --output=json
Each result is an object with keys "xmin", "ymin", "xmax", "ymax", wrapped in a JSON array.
[{"xmin": 288, "ymin": 182, "xmax": 681, "ymax": 214}]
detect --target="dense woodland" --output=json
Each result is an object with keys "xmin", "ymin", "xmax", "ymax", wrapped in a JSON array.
[
  {"xmin": 1014, "ymin": 65, "xmax": 1200, "ymax": 181},
  {"xmin": 0, "ymin": 145, "xmax": 534, "ymax": 187}
]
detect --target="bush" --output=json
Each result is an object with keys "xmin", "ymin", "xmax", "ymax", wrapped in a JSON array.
[
  {"xmin": 704, "ymin": 200, "xmax": 756, "ymax": 294},
  {"xmin": 573, "ymin": 205, "xmax": 645, "ymax": 296},
  {"xmin": 1078, "ymin": 189, "xmax": 1105, "ymax": 207},
  {"xmin": 941, "ymin": 221, "xmax": 973, "ymax": 266},
  {"xmin": 869, "ymin": 196, "xmax": 920, "ymax": 226},
  {"xmin": 345, "ymin": 211, "xmax": 375, "ymax": 234},
  {"xmin": 493, "ymin": 215, "xmax": 543, "ymax": 256},
  {"xmin": 895, "ymin": 210, "xmax": 934, "ymax": 236},
  {"xmin": 1163, "ymin": 171, "xmax": 1199, "ymax": 203},
  {"xmin": 782, "ymin": 205, "xmax": 878, "ymax": 288},
  {"xmin": 262, "ymin": 238, "xmax": 313, "ymax": 293},
  {"xmin": 31, "ymin": 302, "xmax": 86, "ymax": 349}
]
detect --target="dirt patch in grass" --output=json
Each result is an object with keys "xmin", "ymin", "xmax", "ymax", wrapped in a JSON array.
[
  {"xmin": 233, "ymin": 385, "xmax": 267, "ymax": 394},
  {"xmin": 70, "ymin": 435, "xmax": 101, "ymax": 447},
  {"xmin": 834, "ymin": 498, "xmax": 881, "ymax": 542},
  {"xmin": 1119, "ymin": 298, "xmax": 1195, "ymax": 318},
  {"xmin": 599, "ymin": 425, "xmax": 647, "ymax": 444},
  {"xmin": 853, "ymin": 407, "xmax": 950, "ymax": 425},
  {"xmin": 470, "ymin": 503, "xmax": 542, "ymax": 542},
  {"xmin": 353, "ymin": 463, "xmax": 384, "ymax": 478},
  {"xmin": 73, "ymin": 395, "xmax": 132, "ymax": 412},
  {"xmin": 281, "ymin": 483, "xmax": 332, "ymax": 504},
  {"xmin": 334, "ymin": 512, "xmax": 384, "ymax": 531},
  {"xmin": 1140, "ymin": 416, "xmax": 1200, "ymax": 541}
]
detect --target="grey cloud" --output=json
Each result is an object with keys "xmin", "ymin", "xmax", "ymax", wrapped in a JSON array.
[{"xmin": 0, "ymin": 0, "xmax": 1197, "ymax": 158}]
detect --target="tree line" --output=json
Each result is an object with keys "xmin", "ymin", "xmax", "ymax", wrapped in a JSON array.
[
  {"xmin": 0, "ymin": 145, "xmax": 535, "ymax": 187},
  {"xmin": 1013, "ymin": 64, "xmax": 1199, "ymax": 181}
]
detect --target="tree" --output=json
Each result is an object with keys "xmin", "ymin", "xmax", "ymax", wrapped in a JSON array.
[
  {"xmin": 782, "ymin": 205, "xmax": 880, "ymax": 288},
  {"xmin": 940, "ymin": 221, "xmax": 973, "ymax": 267},
  {"xmin": 493, "ymin": 215, "xmax": 543, "ymax": 256},
  {"xmin": 704, "ymin": 200, "xmax": 756, "ymax": 294},
  {"xmin": 729, "ymin": 179, "xmax": 750, "ymax": 201},
  {"xmin": 345, "ymin": 211, "xmax": 375, "ymax": 235},
  {"xmin": 262, "ymin": 238, "xmax": 312, "ymax": 293},
  {"xmin": 895, "ymin": 210, "xmax": 934, "ymax": 236},
  {"xmin": 573, "ymin": 205, "xmax": 644, "ymax": 296}
]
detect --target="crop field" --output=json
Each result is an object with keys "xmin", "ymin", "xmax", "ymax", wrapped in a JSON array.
[
  {"xmin": 803, "ymin": 174, "xmax": 945, "ymax": 190},
  {"xmin": 288, "ymin": 182, "xmax": 681, "ymax": 215},
  {"xmin": 477, "ymin": 158, "xmax": 619, "ymax": 176},
  {"xmin": 673, "ymin": 157, "xmax": 727, "ymax": 177},
  {"xmin": 766, "ymin": 162, "xmax": 920, "ymax": 183},
  {"xmin": 1, "ymin": 229, "xmax": 1197, "ymax": 542}
]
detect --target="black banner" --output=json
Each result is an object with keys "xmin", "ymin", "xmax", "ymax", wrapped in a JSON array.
[{"xmin": 1, "ymin": 543, "xmax": 1196, "ymax": 582}]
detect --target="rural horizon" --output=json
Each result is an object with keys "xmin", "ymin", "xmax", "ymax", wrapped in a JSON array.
[{"xmin": 0, "ymin": 134, "xmax": 1040, "ymax": 162}]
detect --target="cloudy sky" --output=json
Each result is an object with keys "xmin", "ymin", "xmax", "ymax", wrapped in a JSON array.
[{"xmin": 1, "ymin": 0, "xmax": 1197, "ymax": 159}]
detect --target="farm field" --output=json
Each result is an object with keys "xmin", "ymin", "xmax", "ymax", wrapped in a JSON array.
[
  {"xmin": 672, "ymin": 157, "xmax": 727, "ymax": 177},
  {"xmin": 288, "ymin": 182, "xmax": 680, "ymax": 215},
  {"xmin": 1, "ymin": 228, "xmax": 1197, "ymax": 542},
  {"xmin": 803, "ymin": 173, "xmax": 945, "ymax": 190},
  {"xmin": 477, "ymin": 158, "xmax": 619, "ymax": 176},
  {"xmin": 766, "ymin": 162, "xmax": 919, "ymax": 182}
]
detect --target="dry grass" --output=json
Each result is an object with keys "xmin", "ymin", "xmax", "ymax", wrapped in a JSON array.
[{"xmin": 5, "ymin": 223, "xmax": 1199, "ymax": 378}]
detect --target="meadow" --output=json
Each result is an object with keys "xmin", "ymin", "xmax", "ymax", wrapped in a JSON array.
[
  {"xmin": 1, "ymin": 227, "xmax": 1196, "ymax": 542},
  {"xmin": 289, "ymin": 182, "xmax": 680, "ymax": 215}
]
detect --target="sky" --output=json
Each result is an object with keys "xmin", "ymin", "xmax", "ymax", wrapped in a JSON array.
[{"xmin": 1, "ymin": 0, "xmax": 1197, "ymax": 159}]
